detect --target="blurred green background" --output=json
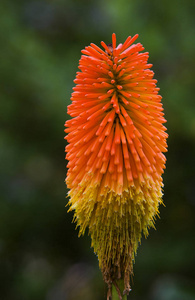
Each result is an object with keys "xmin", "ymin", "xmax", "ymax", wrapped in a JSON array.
[{"xmin": 1, "ymin": 0, "xmax": 195, "ymax": 299}]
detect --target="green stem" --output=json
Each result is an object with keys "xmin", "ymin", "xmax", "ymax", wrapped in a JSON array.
[{"xmin": 112, "ymin": 280, "xmax": 127, "ymax": 300}]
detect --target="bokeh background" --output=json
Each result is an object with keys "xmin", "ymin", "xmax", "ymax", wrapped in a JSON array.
[{"xmin": 1, "ymin": 0, "xmax": 195, "ymax": 299}]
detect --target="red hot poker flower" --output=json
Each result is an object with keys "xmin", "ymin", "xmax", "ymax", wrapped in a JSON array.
[{"xmin": 65, "ymin": 33, "xmax": 168, "ymax": 296}]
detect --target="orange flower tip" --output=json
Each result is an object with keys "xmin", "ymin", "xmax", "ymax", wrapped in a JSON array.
[{"xmin": 101, "ymin": 41, "xmax": 112, "ymax": 54}]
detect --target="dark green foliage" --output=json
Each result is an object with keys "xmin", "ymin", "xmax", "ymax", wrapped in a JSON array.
[{"xmin": 0, "ymin": 0, "xmax": 195, "ymax": 299}]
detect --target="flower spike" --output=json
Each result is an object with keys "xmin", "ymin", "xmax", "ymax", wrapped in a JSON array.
[{"xmin": 65, "ymin": 33, "xmax": 168, "ymax": 296}]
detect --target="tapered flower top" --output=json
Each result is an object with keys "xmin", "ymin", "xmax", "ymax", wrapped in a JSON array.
[{"xmin": 65, "ymin": 34, "xmax": 168, "ymax": 296}]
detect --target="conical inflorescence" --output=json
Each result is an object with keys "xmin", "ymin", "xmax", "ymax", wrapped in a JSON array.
[{"xmin": 65, "ymin": 33, "xmax": 168, "ymax": 294}]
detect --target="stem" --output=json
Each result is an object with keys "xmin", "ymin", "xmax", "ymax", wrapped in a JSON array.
[{"xmin": 112, "ymin": 280, "xmax": 127, "ymax": 300}]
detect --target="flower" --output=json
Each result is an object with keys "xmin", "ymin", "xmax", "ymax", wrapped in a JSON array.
[{"xmin": 65, "ymin": 33, "xmax": 168, "ymax": 295}]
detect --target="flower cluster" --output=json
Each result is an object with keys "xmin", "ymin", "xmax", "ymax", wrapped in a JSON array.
[{"xmin": 65, "ymin": 33, "xmax": 168, "ymax": 294}]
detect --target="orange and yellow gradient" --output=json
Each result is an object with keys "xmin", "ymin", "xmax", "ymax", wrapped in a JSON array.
[{"xmin": 65, "ymin": 33, "xmax": 168, "ymax": 294}]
